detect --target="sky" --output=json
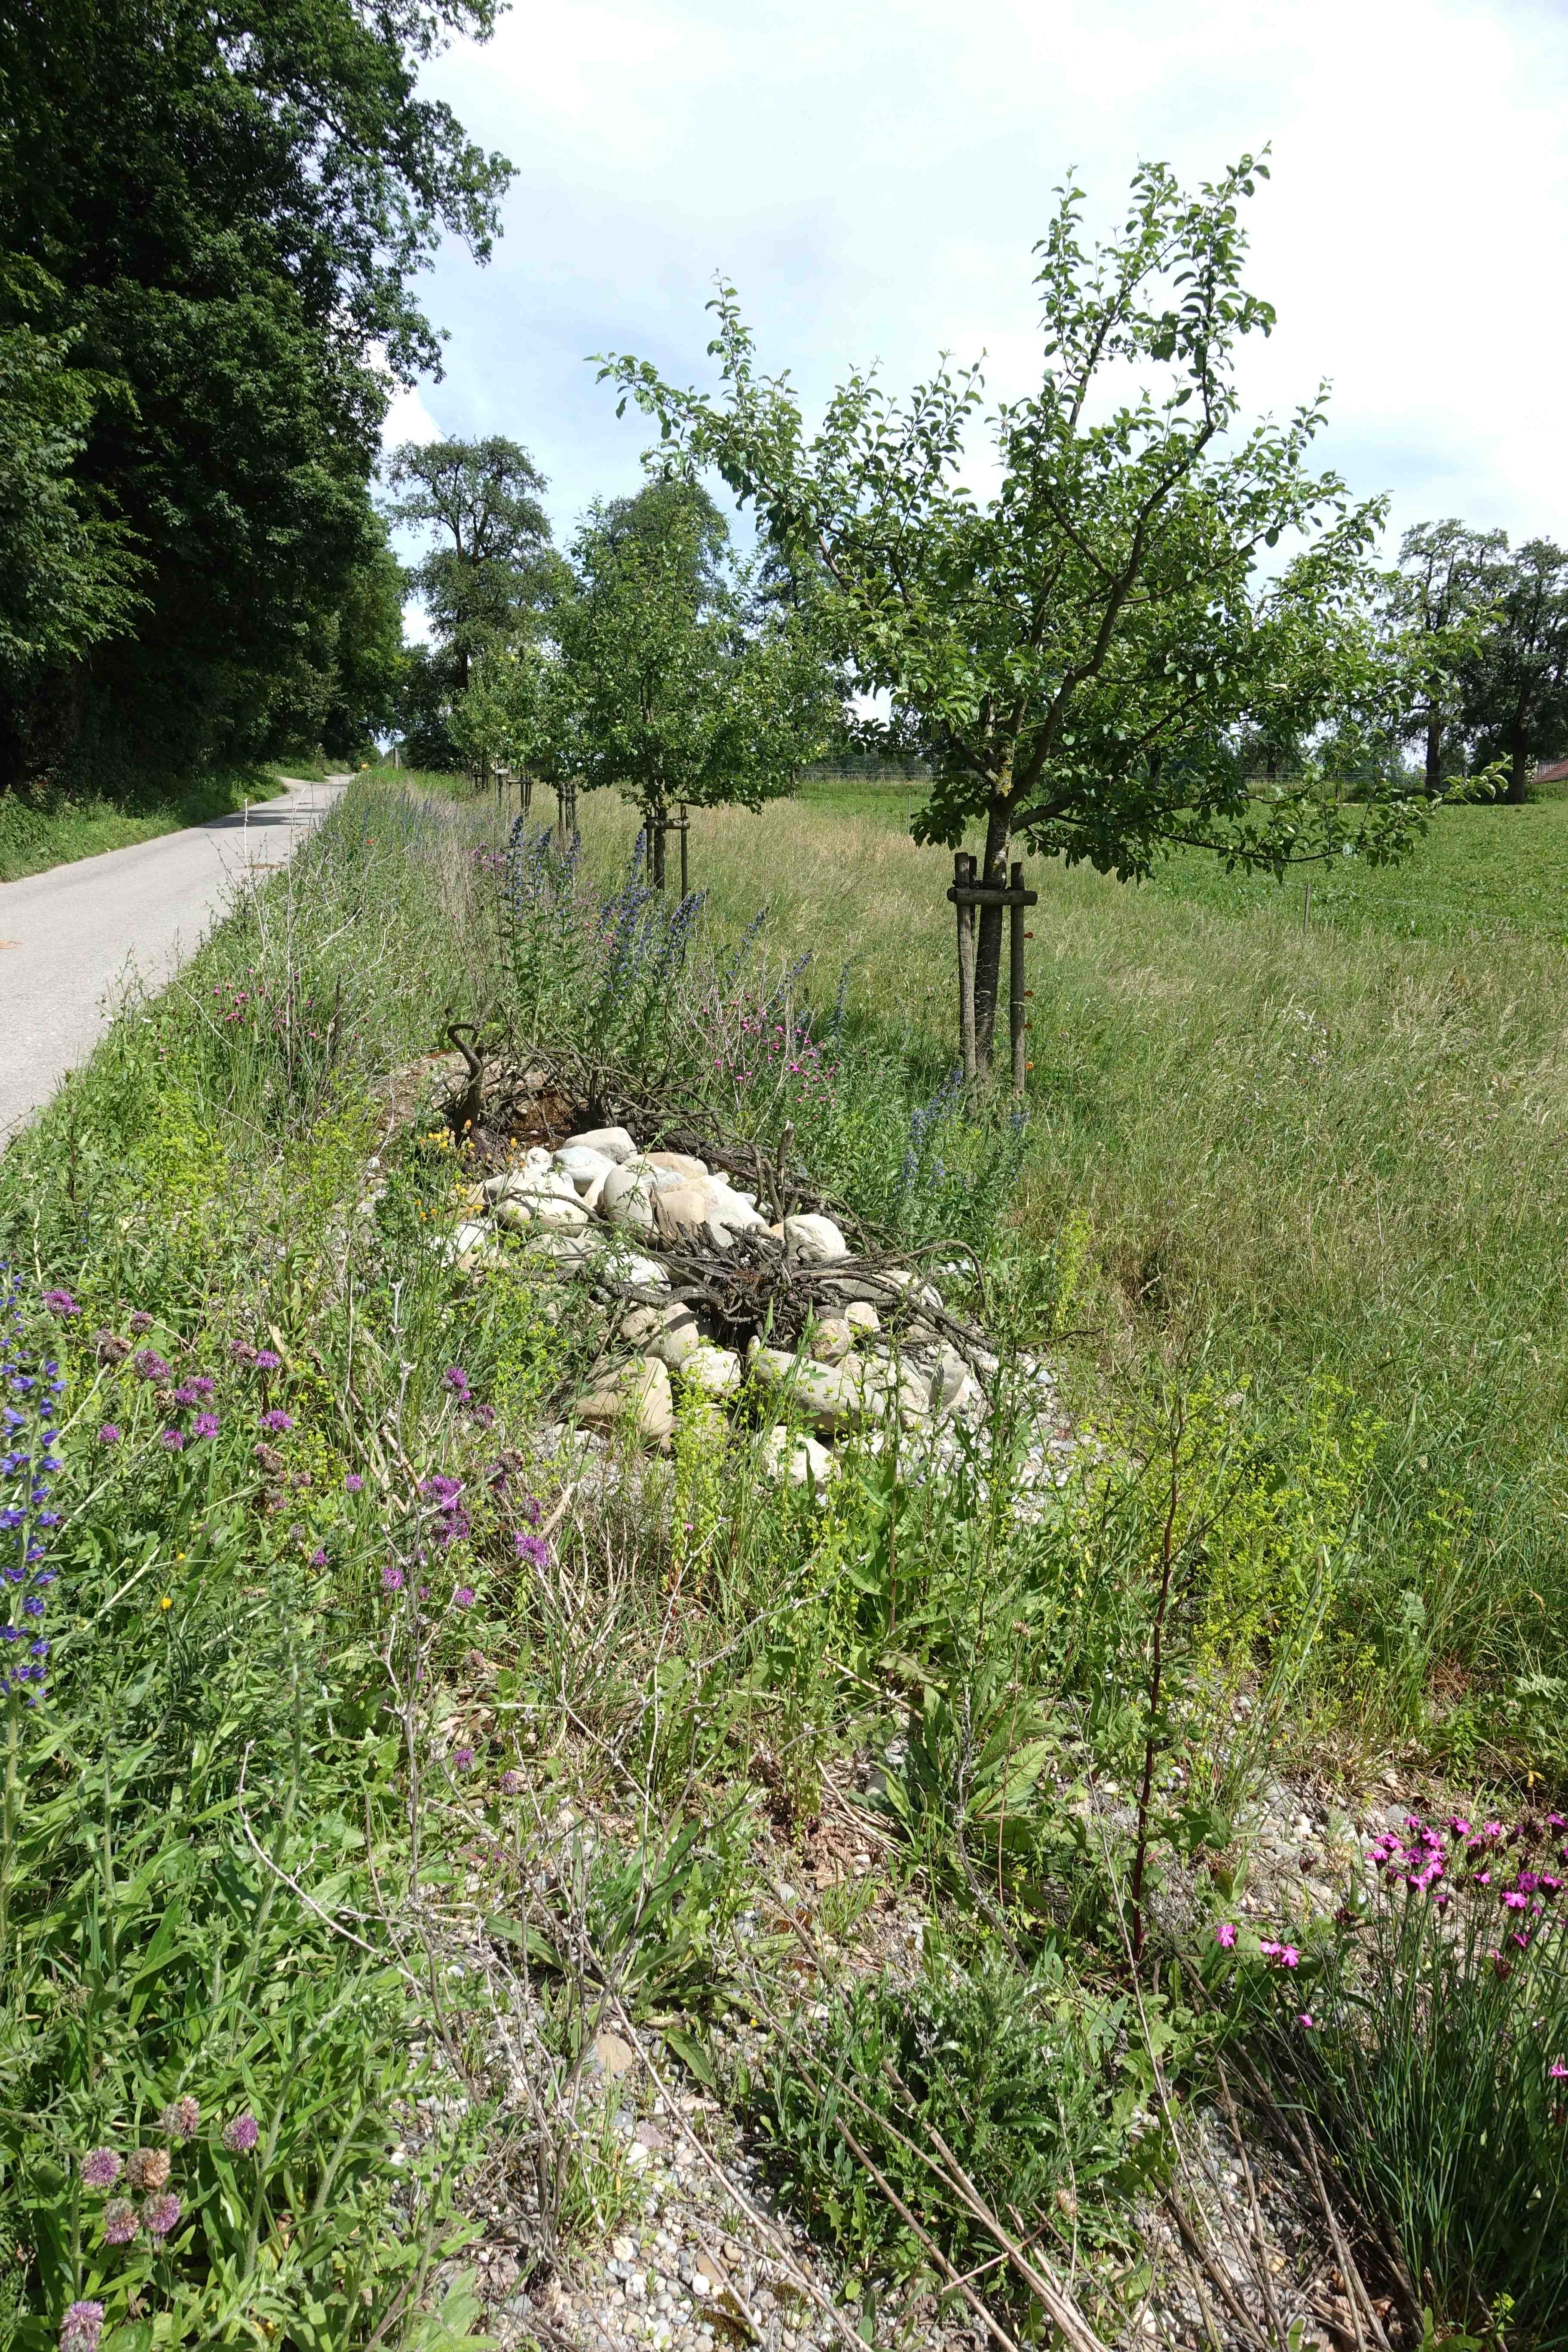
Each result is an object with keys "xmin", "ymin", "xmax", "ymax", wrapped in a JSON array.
[{"xmin": 384, "ymin": 0, "xmax": 1568, "ymax": 610}]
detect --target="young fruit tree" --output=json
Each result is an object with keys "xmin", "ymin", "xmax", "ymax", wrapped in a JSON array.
[
  {"xmin": 555, "ymin": 477, "xmax": 837, "ymax": 886},
  {"xmin": 599, "ymin": 155, "xmax": 1432, "ymax": 1063}
]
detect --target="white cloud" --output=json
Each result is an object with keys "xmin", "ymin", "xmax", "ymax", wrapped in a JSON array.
[
  {"xmin": 398, "ymin": 0, "xmax": 1568, "ymax": 556},
  {"xmin": 380, "ymin": 380, "xmax": 444, "ymax": 451}
]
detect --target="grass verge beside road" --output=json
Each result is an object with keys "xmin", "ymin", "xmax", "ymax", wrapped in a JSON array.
[{"xmin": 0, "ymin": 765, "xmax": 337, "ymax": 885}]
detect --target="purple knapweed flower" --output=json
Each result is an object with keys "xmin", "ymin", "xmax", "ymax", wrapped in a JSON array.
[
  {"xmin": 500, "ymin": 1768, "xmax": 524, "ymax": 1794},
  {"xmin": 100, "ymin": 2199, "xmax": 138, "ymax": 2245},
  {"xmin": 442, "ymin": 1366, "xmax": 471, "ymax": 1396},
  {"xmin": 41, "ymin": 1289, "xmax": 80, "ymax": 1318},
  {"xmin": 189, "ymin": 1375, "xmax": 214, "ymax": 1396},
  {"xmin": 514, "ymin": 1532, "xmax": 549, "ymax": 1569},
  {"xmin": 310, "ymin": 1548, "xmax": 327, "ymax": 1568},
  {"xmin": 133, "ymin": 1349, "xmax": 171, "ymax": 1383},
  {"xmin": 222, "ymin": 2110, "xmax": 260, "ymax": 2154},
  {"xmin": 345, "ymin": 1472, "xmax": 363, "ymax": 1492},
  {"xmin": 128, "ymin": 1311, "xmax": 153, "ymax": 1335},
  {"xmin": 470, "ymin": 1402, "xmax": 496, "ymax": 1427},
  {"xmin": 58, "ymin": 2300, "xmax": 105, "ymax": 2352},
  {"xmin": 159, "ymin": 1428, "xmax": 184, "ymax": 1451},
  {"xmin": 258, "ymin": 1409, "xmax": 293, "ymax": 1433},
  {"xmin": 172, "ymin": 1384, "xmax": 201, "ymax": 1406},
  {"xmin": 81, "ymin": 2147, "xmax": 122, "ymax": 2188},
  {"xmin": 453, "ymin": 1746, "xmax": 475, "ymax": 1771},
  {"xmin": 381, "ymin": 1565, "xmax": 404, "ymax": 1592},
  {"xmin": 97, "ymin": 1424, "xmax": 121, "ymax": 1448},
  {"xmin": 192, "ymin": 1414, "xmax": 219, "ymax": 1439},
  {"xmin": 453, "ymin": 1586, "xmax": 475, "ymax": 1609},
  {"xmin": 254, "ymin": 1349, "xmax": 282, "ymax": 1372},
  {"xmin": 142, "ymin": 2191, "xmax": 181, "ymax": 2239}
]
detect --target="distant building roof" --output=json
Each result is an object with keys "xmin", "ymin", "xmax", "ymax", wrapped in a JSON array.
[{"xmin": 1535, "ymin": 756, "xmax": 1568, "ymax": 786}]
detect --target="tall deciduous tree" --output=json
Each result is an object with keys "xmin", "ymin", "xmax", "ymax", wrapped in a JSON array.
[
  {"xmin": 1458, "ymin": 538, "xmax": 1568, "ymax": 803},
  {"xmin": 0, "ymin": 0, "xmax": 511, "ymax": 783},
  {"xmin": 600, "ymin": 156, "xmax": 1430, "ymax": 1060},
  {"xmin": 1379, "ymin": 522, "xmax": 1501, "ymax": 794},
  {"xmin": 383, "ymin": 437, "xmax": 558, "ymax": 692}
]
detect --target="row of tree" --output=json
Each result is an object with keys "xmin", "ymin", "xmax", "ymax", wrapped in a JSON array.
[
  {"xmin": 0, "ymin": 0, "xmax": 511, "ymax": 790},
  {"xmin": 383, "ymin": 446, "xmax": 840, "ymax": 869}
]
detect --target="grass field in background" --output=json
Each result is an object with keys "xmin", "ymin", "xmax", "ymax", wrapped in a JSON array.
[{"xmin": 442, "ymin": 773, "xmax": 1568, "ymax": 1752}]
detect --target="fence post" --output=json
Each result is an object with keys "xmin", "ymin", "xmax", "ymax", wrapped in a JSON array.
[
  {"xmin": 679, "ymin": 802, "xmax": 689, "ymax": 898},
  {"xmin": 956, "ymin": 852, "xmax": 978, "ymax": 1082}
]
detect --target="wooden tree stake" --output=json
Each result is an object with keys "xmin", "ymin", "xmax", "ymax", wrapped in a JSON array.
[{"xmin": 956, "ymin": 851, "xmax": 978, "ymax": 1081}]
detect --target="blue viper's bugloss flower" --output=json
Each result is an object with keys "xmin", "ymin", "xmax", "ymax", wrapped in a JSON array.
[{"xmin": 0, "ymin": 1268, "xmax": 59, "ymax": 1704}]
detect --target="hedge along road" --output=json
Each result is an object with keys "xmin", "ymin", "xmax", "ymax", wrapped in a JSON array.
[{"xmin": 0, "ymin": 774, "xmax": 349, "ymax": 1142}]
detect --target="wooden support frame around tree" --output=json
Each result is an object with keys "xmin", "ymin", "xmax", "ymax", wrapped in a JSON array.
[{"xmin": 949, "ymin": 854, "xmax": 1038, "ymax": 1095}]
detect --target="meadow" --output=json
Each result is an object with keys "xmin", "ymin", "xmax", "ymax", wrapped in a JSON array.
[{"xmin": 4, "ymin": 769, "xmax": 1567, "ymax": 2349}]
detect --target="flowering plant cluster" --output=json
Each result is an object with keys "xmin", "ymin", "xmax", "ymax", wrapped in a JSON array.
[
  {"xmin": 74, "ymin": 2101, "xmax": 259, "ymax": 2269},
  {"xmin": 2, "ymin": 1267, "xmax": 66, "ymax": 1703},
  {"xmin": 713, "ymin": 999, "xmax": 840, "ymax": 1112},
  {"xmin": 1369, "ymin": 1808, "xmax": 1566, "ymax": 1961}
]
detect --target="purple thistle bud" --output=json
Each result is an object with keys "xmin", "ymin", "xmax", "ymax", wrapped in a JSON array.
[
  {"xmin": 58, "ymin": 2299, "xmax": 106, "ymax": 2352},
  {"xmin": 100, "ymin": 2199, "xmax": 138, "ymax": 2245},
  {"xmin": 80, "ymin": 2147, "xmax": 122, "ymax": 2188},
  {"xmin": 442, "ymin": 1365, "xmax": 471, "ymax": 1395},
  {"xmin": 141, "ymin": 2191, "xmax": 181, "ymax": 2239},
  {"xmin": 222, "ymin": 2110, "xmax": 260, "ymax": 2153},
  {"xmin": 132, "ymin": 1349, "xmax": 171, "ymax": 1383},
  {"xmin": 381, "ymin": 1565, "xmax": 404, "ymax": 1592},
  {"xmin": 97, "ymin": 1424, "xmax": 122, "ymax": 1446},
  {"xmin": 128, "ymin": 1311, "xmax": 153, "ymax": 1334}
]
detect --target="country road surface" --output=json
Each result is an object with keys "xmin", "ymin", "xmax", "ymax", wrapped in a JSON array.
[{"xmin": 0, "ymin": 773, "xmax": 349, "ymax": 1143}]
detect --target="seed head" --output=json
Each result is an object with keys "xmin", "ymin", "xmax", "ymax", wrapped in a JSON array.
[
  {"xmin": 222, "ymin": 2110, "xmax": 260, "ymax": 2154},
  {"xmin": 141, "ymin": 2192, "xmax": 181, "ymax": 2239},
  {"xmin": 125, "ymin": 2147, "xmax": 171, "ymax": 2192},
  {"xmin": 99, "ymin": 2199, "xmax": 138, "ymax": 2245}
]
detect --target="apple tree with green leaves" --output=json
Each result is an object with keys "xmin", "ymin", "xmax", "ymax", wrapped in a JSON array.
[
  {"xmin": 599, "ymin": 156, "xmax": 1432, "ymax": 1062},
  {"xmin": 555, "ymin": 478, "xmax": 837, "ymax": 886}
]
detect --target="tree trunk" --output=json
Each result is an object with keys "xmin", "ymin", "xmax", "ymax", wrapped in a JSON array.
[
  {"xmin": 1506, "ymin": 704, "xmax": 1531, "ymax": 804},
  {"xmin": 650, "ymin": 796, "xmax": 667, "ymax": 888},
  {"xmin": 1425, "ymin": 713, "xmax": 1443, "ymax": 794},
  {"xmin": 971, "ymin": 778, "xmax": 1013, "ymax": 1066}
]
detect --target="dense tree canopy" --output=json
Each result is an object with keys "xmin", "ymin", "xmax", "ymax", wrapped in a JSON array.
[
  {"xmin": 601, "ymin": 157, "xmax": 1431, "ymax": 1055},
  {"xmin": 0, "ymin": 0, "xmax": 511, "ymax": 784},
  {"xmin": 383, "ymin": 435, "xmax": 558, "ymax": 694}
]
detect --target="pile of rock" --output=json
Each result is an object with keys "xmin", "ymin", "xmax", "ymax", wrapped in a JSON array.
[{"xmin": 442, "ymin": 1121, "xmax": 1063, "ymax": 1489}]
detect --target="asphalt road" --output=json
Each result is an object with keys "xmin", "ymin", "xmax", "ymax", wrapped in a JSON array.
[{"xmin": 0, "ymin": 774, "xmax": 348, "ymax": 1142}]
